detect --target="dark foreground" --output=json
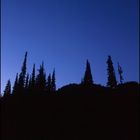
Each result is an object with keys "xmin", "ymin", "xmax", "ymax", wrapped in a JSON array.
[{"xmin": 1, "ymin": 83, "xmax": 139, "ymax": 140}]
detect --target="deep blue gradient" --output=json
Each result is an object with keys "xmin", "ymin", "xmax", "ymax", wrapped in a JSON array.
[{"xmin": 1, "ymin": 0, "xmax": 139, "ymax": 93}]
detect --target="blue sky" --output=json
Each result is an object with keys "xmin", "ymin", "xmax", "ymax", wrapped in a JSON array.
[{"xmin": 1, "ymin": 0, "xmax": 139, "ymax": 93}]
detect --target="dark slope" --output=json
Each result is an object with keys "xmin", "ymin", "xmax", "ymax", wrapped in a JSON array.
[{"xmin": 1, "ymin": 82, "xmax": 139, "ymax": 140}]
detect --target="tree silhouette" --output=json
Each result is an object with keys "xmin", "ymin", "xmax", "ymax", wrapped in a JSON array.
[
  {"xmin": 31, "ymin": 64, "xmax": 36, "ymax": 89},
  {"xmin": 28, "ymin": 64, "xmax": 36, "ymax": 93},
  {"xmin": 51, "ymin": 69, "xmax": 56, "ymax": 92},
  {"xmin": 12, "ymin": 73, "xmax": 19, "ymax": 94},
  {"xmin": 82, "ymin": 60, "xmax": 93, "ymax": 86},
  {"xmin": 25, "ymin": 73, "xmax": 29, "ymax": 92},
  {"xmin": 35, "ymin": 62, "xmax": 47, "ymax": 94},
  {"xmin": 18, "ymin": 52, "xmax": 28, "ymax": 93},
  {"xmin": 4, "ymin": 80, "xmax": 11, "ymax": 96},
  {"xmin": 46, "ymin": 74, "xmax": 52, "ymax": 93},
  {"xmin": 3, "ymin": 51, "xmax": 137, "ymax": 98},
  {"xmin": 118, "ymin": 63, "xmax": 124, "ymax": 84},
  {"xmin": 106, "ymin": 56, "xmax": 117, "ymax": 88}
]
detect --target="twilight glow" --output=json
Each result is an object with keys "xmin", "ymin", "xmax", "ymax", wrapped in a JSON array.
[{"xmin": 1, "ymin": 0, "xmax": 139, "ymax": 93}]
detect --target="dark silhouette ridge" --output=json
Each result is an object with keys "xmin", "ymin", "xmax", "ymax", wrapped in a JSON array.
[
  {"xmin": 1, "ymin": 82, "xmax": 139, "ymax": 140},
  {"xmin": 1, "ymin": 52, "xmax": 139, "ymax": 140}
]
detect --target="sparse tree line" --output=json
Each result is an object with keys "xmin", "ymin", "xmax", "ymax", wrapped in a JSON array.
[
  {"xmin": 2, "ymin": 52, "xmax": 124, "ymax": 97},
  {"xmin": 81, "ymin": 57, "xmax": 123, "ymax": 88}
]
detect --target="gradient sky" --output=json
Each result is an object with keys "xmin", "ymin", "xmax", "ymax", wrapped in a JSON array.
[{"xmin": 1, "ymin": 0, "xmax": 139, "ymax": 93}]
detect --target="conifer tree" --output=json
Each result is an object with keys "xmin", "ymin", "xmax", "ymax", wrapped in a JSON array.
[
  {"xmin": 28, "ymin": 64, "xmax": 36, "ymax": 93},
  {"xmin": 106, "ymin": 56, "xmax": 117, "ymax": 88},
  {"xmin": 51, "ymin": 69, "xmax": 56, "ymax": 92},
  {"xmin": 13, "ymin": 73, "xmax": 19, "ymax": 94},
  {"xmin": 46, "ymin": 74, "xmax": 52, "ymax": 93},
  {"xmin": 83, "ymin": 60, "xmax": 93, "ymax": 86},
  {"xmin": 31, "ymin": 64, "xmax": 36, "ymax": 90},
  {"xmin": 35, "ymin": 62, "xmax": 47, "ymax": 94},
  {"xmin": 25, "ymin": 73, "xmax": 29, "ymax": 91},
  {"xmin": 4, "ymin": 80, "xmax": 11, "ymax": 96},
  {"xmin": 118, "ymin": 63, "xmax": 124, "ymax": 84},
  {"xmin": 18, "ymin": 52, "xmax": 28, "ymax": 93}
]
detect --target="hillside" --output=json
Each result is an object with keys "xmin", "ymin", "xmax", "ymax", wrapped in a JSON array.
[{"xmin": 1, "ymin": 82, "xmax": 139, "ymax": 140}]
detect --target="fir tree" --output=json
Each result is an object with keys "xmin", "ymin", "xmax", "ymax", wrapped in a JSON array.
[
  {"xmin": 31, "ymin": 64, "xmax": 36, "ymax": 90},
  {"xmin": 35, "ymin": 62, "xmax": 47, "ymax": 94},
  {"xmin": 106, "ymin": 56, "xmax": 117, "ymax": 88},
  {"xmin": 28, "ymin": 64, "xmax": 36, "ymax": 93},
  {"xmin": 118, "ymin": 63, "xmax": 124, "ymax": 84},
  {"xmin": 46, "ymin": 74, "xmax": 52, "ymax": 93},
  {"xmin": 83, "ymin": 60, "xmax": 93, "ymax": 86},
  {"xmin": 51, "ymin": 69, "xmax": 56, "ymax": 92},
  {"xmin": 25, "ymin": 73, "xmax": 29, "ymax": 91},
  {"xmin": 4, "ymin": 80, "xmax": 11, "ymax": 96},
  {"xmin": 13, "ymin": 73, "xmax": 19, "ymax": 94},
  {"xmin": 18, "ymin": 52, "xmax": 28, "ymax": 93}
]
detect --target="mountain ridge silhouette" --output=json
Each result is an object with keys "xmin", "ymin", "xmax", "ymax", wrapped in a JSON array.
[{"xmin": 1, "ymin": 81, "xmax": 139, "ymax": 140}]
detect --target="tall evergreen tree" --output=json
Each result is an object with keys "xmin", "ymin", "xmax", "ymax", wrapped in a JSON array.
[
  {"xmin": 18, "ymin": 52, "xmax": 28, "ymax": 93},
  {"xmin": 25, "ymin": 73, "xmax": 29, "ymax": 91},
  {"xmin": 13, "ymin": 73, "xmax": 19, "ymax": 94},
  {"xmin": 106, "ymin": 56, "xmax": 117, "ymax": 88},
  {"xmin": 35, "ymin": 62, "xmax": 47, "ymax": 94},
  {"xmin": 28, "ymin": 64, "xmax": 36, "ymax": 93},
  {"xmin": 118, "ymin": 63, "xmax": 124, "ymax": 84},
  {"xmin": 4, "ymin": 80, "xmax": 11, "ymax": 96},
  {"xmin": 46, "ymin": 74, "xmax": 52, "ymax": 93},
  {"xmin": 83, "ymin": 60, "xmax": 93, "ymax": 86},
  {"xmin": 31, "ymin": 64, "xmax": 36, "ymax": 90},
  {"xmin": 51, "ymin": 69, "xmax": 56, "ymax": 92}
]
